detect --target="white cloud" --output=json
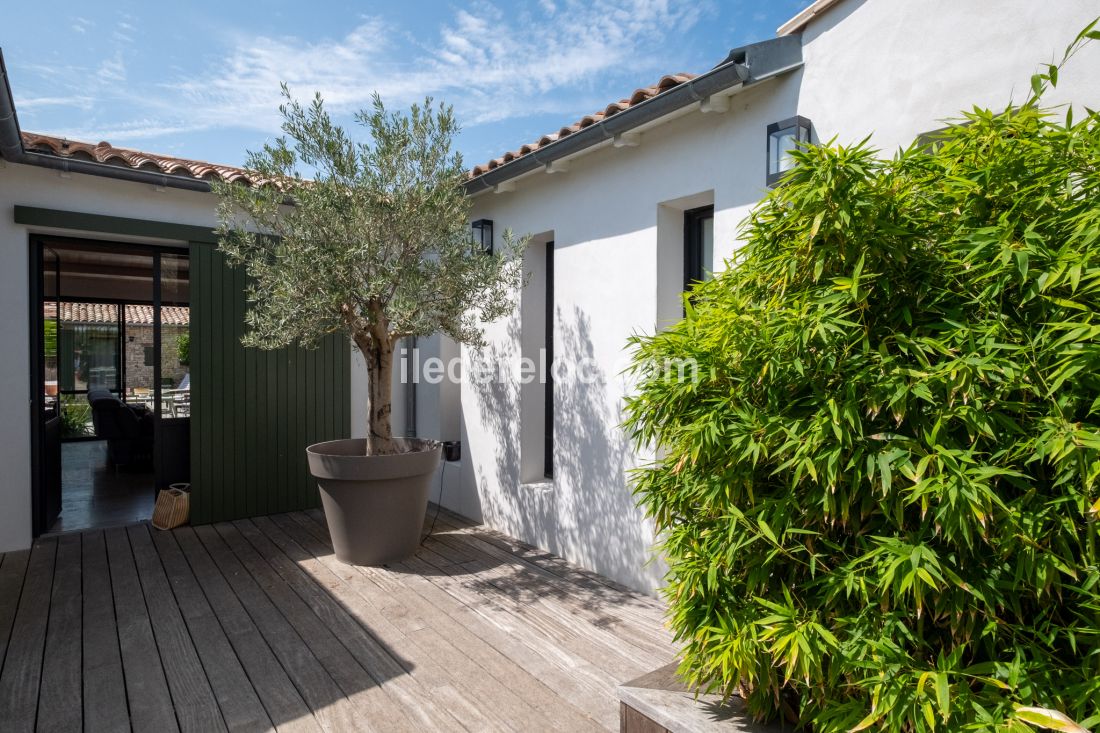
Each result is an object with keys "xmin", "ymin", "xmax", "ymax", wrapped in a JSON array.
[
  {"xmin": 113, "ymin": 13, "xmax": 137, "ymax": 43},
  {"xmin": 15, "ymin": 95, "xmax": 95, "ymax": 111},
  {"xmin": 19, "ymin": 0, "xmax": 711, "ymax": 154},
  {"xmin": 173, "ymin": 0, "xmax": 706, "ymax": 128},
  {"xmin": 44, "ymin": 120, "xmax": 203, "ymax": 145},
  {"xmin": 167, "ymin": 16, "xmax": 396, "ymax": 132},
  {"xmin": 96, "ymin": 53, "xmax": 127, "ymax": 84}
]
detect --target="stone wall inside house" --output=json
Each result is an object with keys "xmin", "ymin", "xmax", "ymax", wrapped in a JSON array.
[{"xmin": 124, "ymin": 323, "xmax": 189, "ymax": 391}]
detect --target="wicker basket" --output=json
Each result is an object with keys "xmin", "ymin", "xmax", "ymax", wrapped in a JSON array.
[{"xmin": 152, "ymin": 484, "xmax": 190, "ymax": 530}]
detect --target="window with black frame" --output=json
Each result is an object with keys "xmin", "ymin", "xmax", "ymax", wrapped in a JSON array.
[{"xmin": 684, "ymin": 205, "xmax": 714, "ymax": 293}]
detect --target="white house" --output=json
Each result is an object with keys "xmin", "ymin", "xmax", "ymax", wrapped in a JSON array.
[
  {"xmin": 1, "ymin": 0, "xmax": 1097, "ymax": 593},
  {"xmin": 449, "ymin": 0, "xmax": 1100, "ymax": 591}
]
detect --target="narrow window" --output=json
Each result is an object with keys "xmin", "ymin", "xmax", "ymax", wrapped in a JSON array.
[
  {"xmin": 684, "ymin": 205, "xmax": 715, "ymax": 291},
  {"xmin": 544, "ymin": 242, "xmax": 554, "ymax": 479},
  {"xmin": 520, "ymin": 236, "xmax": 554, "ymax": 484}
]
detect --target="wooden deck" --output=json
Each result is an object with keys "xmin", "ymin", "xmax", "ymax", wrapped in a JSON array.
[{"xmin": 0, "ymin": 508, "xmax": 675, "ymax": 732}]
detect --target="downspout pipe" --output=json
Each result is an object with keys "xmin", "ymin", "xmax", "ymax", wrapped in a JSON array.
[
  {"xmin": 0, "ymin": 50, "xmax": 24, "ymax": 161},
  {"xmin": 0, "ymin": 49, "xmax": 214, "ymax": 194},
  {"xmin": 464, "ymin": 34, "xmax": 803, "ymax": 195}
]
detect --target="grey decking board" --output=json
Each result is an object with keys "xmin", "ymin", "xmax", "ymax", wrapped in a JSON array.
[
  {"xmin": 408, "ymin": 622, "xmax": 560, "ymax": 731},
  {"xmin": 434, "ymin": 511, "xmax": 666, "ymax": 619},
  {"xmin": 381, "ymin": 548, "xmax": 610, "ymax": 731},
  {"xmin": 256, "ymin": 510, "xmax": 668, "ymax": 726},
  {"xmin": 299, "ymin": 508, "xmax": 668, "ymax": 675},
  {"xmin": 394, "ymin": 551, "xmax": 616, "ymax": 730},
  {"xmin": 435, "ymin": 507, "xmax": 649, "ymax": 597},
  {"xmin": 103, "ymin": 527, "xmax": 180, "ymax": 733},
  {"xmin": 406, "ymin": 545, "xmax": 631, "ymax": 714},
  {"xmin": 36, "ymin": 533, "xmax": 83, "ymax": 732},
  {"xmin": 148, "ymin": 528, "xmax": 274, "ymax": 733},
  {"xmin": 426, "ymin": 520, "xmax": 673, "ymax": 658},
  {"xmin": 127, "ymin": 525, "xmax": 228, "ymax": 733},
  {"xmin": 419, "ymin": 530, "xmax": 666, "ymax": 682},
  {"xmin": 259, "ymin": 514, "xmax": 573, "ymax": 733},
  {"xmin": 212, "ymin": 521, "xmax": 428, "ymax": 733},
  {"xmin": 255, "ymin": 515, "xmax": 506, "ymax": 732},
  {"xmin": 232, "ymin": 519, "xmax": 409, "ymax": 682},
  {"xmin": 249, "ymin": 516, "xmax": 519, "ymax": 731},
  {"xmin": 0, "ymin": 549, "xmax": 31, "ymax": 680},
  {"xmin": 260, "ymin": 515, "xmax": 413, "ymax": 646},
  {"xmin": 81, "ymin": 531, "xmax": 130, "ymax": 733},
  {"xmin": 618, "ymin": 663, "xmax": 786, "ymax": 733},
  {"xmin": 171, "ymin": 527, "xmax": 321, "ymax": 733},
  {"xmin": 192, "ymin": 524, "xmax": 367, "ymax": 733},
  {"xmin": 0, "ymin": 538, "xmax": 57, "ymax": 732},
  {"xmin": 0, "ymin": 509, "xmax": 674, "ymax": 732},
  {"xmin": 430, "ymin": 520, "xmax": 668, "ymax": 635},
  {"xmin": 420, "ymin": 524, "xmax": 672, "ymax": 673},
  {"xmin": 283, "ymin": 512, "xmax": 623, "ymax": 731}
]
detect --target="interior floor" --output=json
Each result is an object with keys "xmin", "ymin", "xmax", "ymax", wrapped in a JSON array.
[{"xmin": 50, "ymin": 441, "xmax": 154, "ymax": 533}]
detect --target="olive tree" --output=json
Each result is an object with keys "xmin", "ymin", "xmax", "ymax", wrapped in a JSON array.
[{"xmin": 214, "ymin": 88, "xmax": 523, "ymax": 454}]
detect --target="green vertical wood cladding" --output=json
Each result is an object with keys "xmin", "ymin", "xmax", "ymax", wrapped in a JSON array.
[{"xmin": 188, "ymin": 243, "xmax": 350, "ymax": 524}]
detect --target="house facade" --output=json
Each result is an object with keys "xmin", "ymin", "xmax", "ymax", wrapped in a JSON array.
[
  {"xmin": 1, "ymin": 0, "xmax": 1098, "ymax": 592},
  {"xmin": 448, "ymin": 0, "xmax": 1100, "ymax": 591}
]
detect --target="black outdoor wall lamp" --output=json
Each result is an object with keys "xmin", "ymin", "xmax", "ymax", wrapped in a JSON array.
[
  {"xmin": 766, "ymin": 115, "xmax": 812, "ymax": 187},
  {"xmin": 471, "ymin": 218, "xmax": 494, "ymax": 255}
]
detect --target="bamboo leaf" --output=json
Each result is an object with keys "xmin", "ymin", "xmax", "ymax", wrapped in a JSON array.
[
  {"xmin": 1013, "ymin": 706, "xmax": 1090, "ymax": 733},
  {"xmin": 850, "ymin": 709, "xmax": 884, "ymax": 732},
  {"xmin": 935, "ymin": 673, "xmax": 950, "ymax": 721}
]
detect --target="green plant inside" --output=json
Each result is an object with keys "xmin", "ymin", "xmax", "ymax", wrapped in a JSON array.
[
  {"xmin": 177, "ymin": 331, "xmax": 189, "ymax": 367},
  {"xmin": 60, "ymin": 394, "xmax": 93, "ymax": 438}
]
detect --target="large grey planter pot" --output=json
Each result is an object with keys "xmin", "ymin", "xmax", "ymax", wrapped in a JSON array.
[{"xmin": 307, "ymin": 437, "xmax": 441, "ymax": 566}]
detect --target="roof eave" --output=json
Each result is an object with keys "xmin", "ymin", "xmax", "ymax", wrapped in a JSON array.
[
  {"xmin": 463, "ymin": 34, "xmax": 803, "ymax": 196},
  {"xmin": 20, "ymin": 149, "xmax": 215, "ymax": 192}
]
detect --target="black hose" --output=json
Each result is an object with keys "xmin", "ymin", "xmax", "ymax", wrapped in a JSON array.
[{"xmin": 422, "ymin": 461, "xmax": 446, "ymax": 545}]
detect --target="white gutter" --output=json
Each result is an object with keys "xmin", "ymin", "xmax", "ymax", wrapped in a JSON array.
[{"xmin": 777, "ymin": 0, "xmax": 844, "ymax": 36}]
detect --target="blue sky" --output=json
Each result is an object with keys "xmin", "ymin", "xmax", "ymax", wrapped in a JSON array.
[{"xmin": 2, "ymin": 1, "xmax": 809, "ymax": 170}]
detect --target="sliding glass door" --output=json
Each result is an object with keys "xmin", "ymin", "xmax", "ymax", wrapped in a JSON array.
[{"xmin": 31, "ymin": 238, "xmax": 190, "ymax": 534}]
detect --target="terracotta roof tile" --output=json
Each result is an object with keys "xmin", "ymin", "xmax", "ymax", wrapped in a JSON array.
[
  {"xmin": 469, "ymin": 72, "xmax": 696, "ymax": 178},
  {"xmin": 20, "ymin": 132, "xmax": 259, "ymax": 186},
  {"xmin": 49, "ymin": 302, "xmax": 190, "ymax": 326}
]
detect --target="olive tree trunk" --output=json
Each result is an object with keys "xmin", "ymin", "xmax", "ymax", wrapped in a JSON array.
[{"xmin": 353, "ymin": 331, "xmax": 395, "ymax": 456}]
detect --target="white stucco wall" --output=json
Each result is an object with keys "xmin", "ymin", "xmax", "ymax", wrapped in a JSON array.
[
  {"xmin": 459, "ymin": 78, "xmax": 799, "ymax": 592},
  {"xmin": 456, "ymin": 0, "xmax": 1100, "ymax": 593},
  {"xmin": 795, "ymin": 0, "xmax": 1100, "ymax": 152}
]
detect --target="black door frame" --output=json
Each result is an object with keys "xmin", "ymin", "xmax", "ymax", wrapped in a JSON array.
[{"xmin": 28, "ymin": 234, "xmax": 189, "ymax": 536}]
